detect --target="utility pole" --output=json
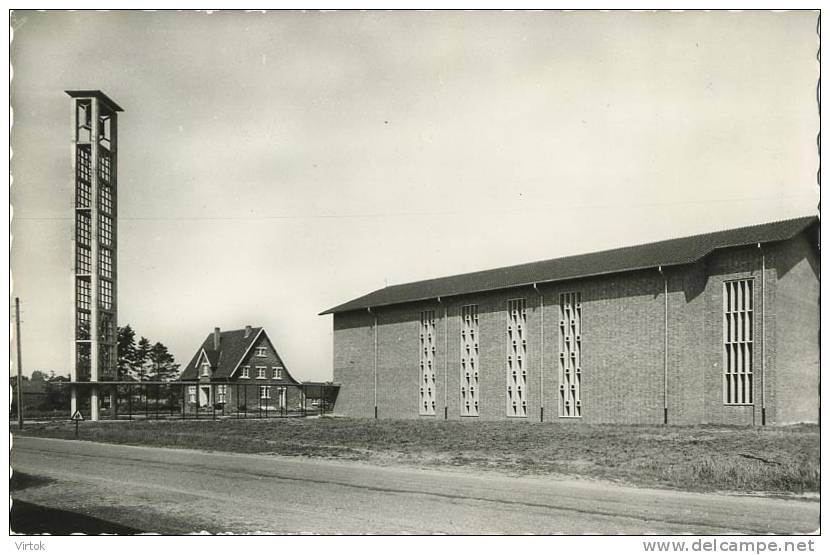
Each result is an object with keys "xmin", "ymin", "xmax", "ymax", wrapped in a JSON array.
[{"xmin": 15, "ymin": 297, "xmax": 23, "ymax": 430}]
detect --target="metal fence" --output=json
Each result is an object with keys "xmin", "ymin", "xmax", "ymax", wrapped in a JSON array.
[{"xmin": 12, "ymin": 380, "xmax": 338, "ymax": 422}]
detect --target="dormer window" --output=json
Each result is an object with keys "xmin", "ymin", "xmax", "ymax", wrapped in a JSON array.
[
  {"xmin": 200, "ymin": 363, "xmax": 210, "ymax": 377},
  {"xmin": 255, "ymin": 347, "xmax": 267, "ymax": 357}
]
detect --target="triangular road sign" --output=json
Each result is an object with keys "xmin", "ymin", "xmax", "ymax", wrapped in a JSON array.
[{"xmin": 70, "ymin": 410, "xmax": 84, "ymax": 421}]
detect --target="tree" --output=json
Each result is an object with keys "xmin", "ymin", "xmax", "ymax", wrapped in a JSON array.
[
  {"xmin": 117, "ymin": 325, "xmax": 138, "ymax": 380},
  {"xmin": 149, "ymin": 342, "xmax": 180, "ymax": 382},
  {"xmin": 43, "ymin": 374, "xmax": 71, "ymax": 412},
  {"xmin": 114, "ymin": 323, "xmax": 182, "ymax": 383},
  {"xmin": 135, "ymin": 337, "xmax": 151, "ymax": 381}
]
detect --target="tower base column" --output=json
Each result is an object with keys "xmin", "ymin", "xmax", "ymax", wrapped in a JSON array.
[{"xmin": 90, "ymin": 386, "xmax": 99, "ymax": 421}]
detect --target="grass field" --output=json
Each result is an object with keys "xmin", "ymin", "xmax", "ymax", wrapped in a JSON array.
[{"xmin": 14, "ymin": 417, "xmax": 819, "ymax": 495}]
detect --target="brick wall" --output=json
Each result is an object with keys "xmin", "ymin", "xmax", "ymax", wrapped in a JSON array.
[
  {"xmin": 375, "ymin": 305, "xmax": 421, "ymax": 419},
  {"xmin": 666, "ymin": 260, "xmax": 707, "ymax": 424},
  {"xmin": 769, "ymin": 234, "xmax": 819, "ymax": 424},
  {"xmin": 562, "ymin": 271, "xmax": 665, "ymax": 424},
  {"xmin": 332, "ymin": 310, "xmax": 376, "ymax": 418},
  {"xmin": 329, "ymin": 233, "xmax": 818, "ymax": 425},
  {"xmin": 333, "ymin": 272, "xmax": 667, "ymax": 423}
]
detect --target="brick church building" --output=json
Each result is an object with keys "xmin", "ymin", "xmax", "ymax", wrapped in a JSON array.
[
  {"xmin": 321, "ymin": 216, "xmax": 819, "ymax": 425},
  {"xmin": 179, "ymin": 326, "xmax": 302, "ymax": 412}
]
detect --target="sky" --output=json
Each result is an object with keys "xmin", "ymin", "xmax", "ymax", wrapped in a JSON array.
[{"xmin": 9, "ymin": 10, "xmax": 819, "ymax": 381}]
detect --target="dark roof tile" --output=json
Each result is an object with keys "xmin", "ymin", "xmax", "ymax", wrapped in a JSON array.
[
  {"xmin": 180, "ymin": 328, "xmax": 262, "ymax": 380},
  {"xmin": 321, "ymin": 215, "xmax": 818, "ymax": 314}
]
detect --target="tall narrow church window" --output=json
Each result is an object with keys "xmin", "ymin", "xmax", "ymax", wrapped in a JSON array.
[
  {"xmin": 76, "ymin": 311, "xmax": 90, "ymax": 341},
  {"xmin": 724, "ymin": 279, "xmax": 753, "ymax": 405},
  {"xmin": 76, "ymin": 145, "xmax": 92, "ymax": 208},
  {"xmin": 100, "ymin": 185, "xmax": 113, "ymax": 215},
  {"xmin": 559, "ymin": 292, "xmax": 582, "ymax": 417},
  {"xmin": 99, "ymin": 213, "xmax": 113, "ymax": 246},
  {"xmin": 99, "ymin": 279, "xmax": 113, "ymax": 310},
  {"xmin": 419, "ymin": 310, "xmax": 437, "ymax": 415},
  {"xmin": 76, "ymin": 211, "xmax": 91, "ymax": 246},
  {"xmin": 99, "ymin": 248, "xmax": 113, "ymax": 279},
  {"xmin": 76, "ymin": 277, "xmax": 91, "ymax": 312},
  {"xmin": 507, "ymin": 298, "xmax": 528, "ymax": 417},
  {"xmin": 98, "ymin": 149, "xmax": 112, "ymax": 184},
  {"xmin": 460, "ymin": 305, "xmax": 479, "ymax": 416},
  {"xmin": 76, "ymin": 244, "xmax": 91, "ymax": 275},
  {"xmin": 76, "ymin": 211, "xmax": 91, "ymax": 274}
]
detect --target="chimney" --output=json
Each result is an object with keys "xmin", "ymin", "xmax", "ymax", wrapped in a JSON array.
[
  {"xmin": 213, "ymin": 327, "xmax": 221, "ymax": 350},
  {"xmin": 244, "ymin": 325, "xmax": 252, "ymax": 338}
]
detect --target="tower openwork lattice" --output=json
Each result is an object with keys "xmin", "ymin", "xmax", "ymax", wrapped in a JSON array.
[{"xmin": 67, "ymin": 90, "xmax": 123, "ymax": 421}]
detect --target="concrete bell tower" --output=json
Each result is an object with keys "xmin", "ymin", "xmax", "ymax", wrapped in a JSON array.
[{"xmin": 67, "ymin": 90, "xmax": 123, "ymax": 421}]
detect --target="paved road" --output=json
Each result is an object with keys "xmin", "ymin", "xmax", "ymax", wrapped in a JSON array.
[{"xmin": 11, "ymin": 436, "xmax": 819, "ymax": 534}]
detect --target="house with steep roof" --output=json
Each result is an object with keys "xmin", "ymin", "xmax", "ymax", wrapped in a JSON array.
[
  {"xmin": 179, "ymin": 326, "xmax": 302, "ymax": 412},
  {"xmin": 320, "ymin": 216, "xmax": 819, "ymax": 425}
]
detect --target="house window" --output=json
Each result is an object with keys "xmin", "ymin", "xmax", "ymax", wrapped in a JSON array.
[
  {"xmin": 255, "ymin": 347, "xmax": 267, "ymax": 357},
  {"xmin": 201, "ymin": 362, "xmax": 210, "ymax": 377},
  {"xmin": 273, "ymin": 367, "xmax": 283, "ymax": 380},
  {"xmin": 260, "ymin": 385, "xmax": 271, "ymax": 399},
  {"xmin": 188, "ymin": 386, "xmax": 196, "ymax": 403},
  {"xmin": 460, "ymin": 304, "xmax": 479, "ymax": 417},
  {"xmin": 724, "ymin": 279, "xmax": 753, "ymax": 405},
  {"xmin": 559, "ymin": 292, "xmax": 582, "ymax": 417},
  {"xmin": 241, "ymin": 366, "xmax": 250, "ymax": 379},
  {"xmin": 507, "ymin": 298, "xmax": 527, "ymax": 417},
  {"xmin": 419, "ymin": 310, "xmax": 436, "ymax": 416},
  {"xmin": 256, "ymin": 366, "xmax": 267, "ymax": 379},
  {"xmin": 217, "ymin": 385, "xmax": 227, "ymax": 404}
]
